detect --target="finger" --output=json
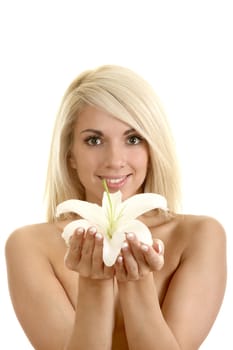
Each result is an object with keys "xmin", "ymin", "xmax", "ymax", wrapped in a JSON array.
[
  {"xmin": 91, "ymin": 233, "xmax": 105, "ymax": 278},
  {"xmin": 92, "ymin": 233, "xmax": 104, "ymax": 269},
  {"xmin": 126, "ymin": 232, "xmax": 146, "ymax": 263},
  {"xmin": 126, "ymin": 233, "xmax": 147, "ymax": 276},
  {"xmin": 65, "ymin": 227, "xmax": 84, "ymax": 270},
  {"xmin": 121, "ymin": 242, "xmax": 139, "ymax": 280},
  {"xmin": 141, "ymin": 244, "xmax": 164, "ymax": 271},
  {"xmin": 103, "ymin": 265, "xmax": 114, "ymax": 279},
  {"xmin": 153, "ymin": 239, "xmax": 164, "ymax": 256},
  {"xmin": 76, "ymin": 227, "xmax": 97, "ymax": 277},
  {"xmin": 115, "ymin": 255, "xmax": 127, "ymax": 282},
  {"xmin": 79, "ymin": 226, "xmax": 96, "ymax": 265},
  {"xmin": 91, "ymin": 233, "xmax": 114, "ymax": 279}
]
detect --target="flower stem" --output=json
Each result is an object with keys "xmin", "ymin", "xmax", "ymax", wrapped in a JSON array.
[{"xmin": 102, "ymin": 179, "xmax": 114, "ymax": 239}]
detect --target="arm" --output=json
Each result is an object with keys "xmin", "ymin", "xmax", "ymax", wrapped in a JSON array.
[
  {"xmin": 5, "ymin": 227, "xmax": 74, "ymax": 350},
  {"xmin": 116, "ymin": 217, "xmax": 227, "ymax": 350},
  {"xmin": 67, "ymin": 277, "xmax": 114, "ymax": 350},
  {"xmin": 64, "ymin": 227, "xmax": 115, "ymax": 350},
  {"xmin": 5, "ymin": 225, "xmax": 115, "ymax": 350}
]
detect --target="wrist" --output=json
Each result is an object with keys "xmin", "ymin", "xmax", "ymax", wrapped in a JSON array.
[
  {"xmin": 117, "ymin": 273, "xmax": 156, "ymax": 296},
  {"xmin": 79, "ymin": 275, "xmax": 114, "ymax": 298}
]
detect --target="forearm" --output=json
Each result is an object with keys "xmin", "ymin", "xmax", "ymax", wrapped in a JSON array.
[
  {"xmin": 118, "ymin": 273, "xmax": 180, "ymax": 350},
  {"xmin": 65, "ymin": 277, "xmax": 115, "ymax": 350}
]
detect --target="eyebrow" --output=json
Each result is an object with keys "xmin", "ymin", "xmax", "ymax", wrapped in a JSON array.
[{"xmin": 80, "ymin": 128, "xmax": 136, "ymax": 135}]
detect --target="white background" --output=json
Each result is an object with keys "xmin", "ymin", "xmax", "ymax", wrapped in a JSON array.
[{"xmin": 0, "ymin": 0, "xmax": 232, "ymax": 348}]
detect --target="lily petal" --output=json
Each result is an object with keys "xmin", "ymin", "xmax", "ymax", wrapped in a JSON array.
[
  {"xmin": 101, "ymin": 191, "xmax": 123, "ymax": 223},
  {"xmin": 121, "ymin": 193, "xmax": 167, "ymax": 221},
  {"xmin": 102, "ymin": 219, "xmax": 153, "ymax": 266},
  {"xmin": 121, "ymin": 219, "xmax": 153, "ymax": 245},
  {"xmin": 57, "ymin": 190, "xmax": 168, "ymax": 268},
  {"xmin": 103, "ymin": 230, "xmax": 125, "ymax": 266},
  {"xmin": 56, "ymin": 199, "xmax": 106, "ymax": 228},
  {"xmin": 61, "ymin": 219, "xmax": 92, "ymax": 245},
  {"xmin": 102, "ymin": 190, "xmax": 122, "ymax": 208}
]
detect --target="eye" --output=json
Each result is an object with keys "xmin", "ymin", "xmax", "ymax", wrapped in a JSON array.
[
  {"xmin": 85, "ymin": 136, "xmax": 102, "ymax": 146},
  {"xmin": 127, "ymin": 135, "xmax": 143, "ymax": 145}
]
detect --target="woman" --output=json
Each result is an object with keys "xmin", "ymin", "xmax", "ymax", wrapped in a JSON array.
[{"xmin": 5, "ymin": 65, "xmax": 227, "ymax": 350}]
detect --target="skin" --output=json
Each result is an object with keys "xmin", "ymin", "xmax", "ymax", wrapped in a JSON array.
[
  {"xmin": 69, "ymin": 106, "xmax": 149, "ymax": 204},
  {"xmin": 5, "ymin": 107, "xmax": 227, "ymax": 350}
]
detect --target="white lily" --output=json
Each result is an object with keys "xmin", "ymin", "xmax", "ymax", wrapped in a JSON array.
[{"xmin": 56, "ymin": 181, "xmax": 168, "ymax": 266}]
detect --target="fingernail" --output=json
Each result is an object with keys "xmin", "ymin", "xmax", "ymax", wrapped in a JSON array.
[
  {"xmin": 89, "ymin": 226, "xmax": 97, "ymax": 235},
  {"xmin": 118, "ymin": 255, "xmax": 123, "ymax": 263},
  {"xmin": 95, "ymin": 233, "xmax": 103, "ymax": 240},
  {"xmin": 141, "ymin": 244, "xmax": 149, "ymax": 252},
  {"xmin": 157, "ymin": 242, "xmax": 163, "ymax": 255},
  {"xmin": 126, "ymin": 232, "xmax": 134, "ymax": 240},
  {"xmin": 155, "ymin": 240, "xmax": 163, "ymax": 255},
  {"xmin": 76, "ymin": 227, "xmax": 84, "ymax": 234},
  {"xmin": 122, "ymin": 241, "xmax": 129, "ymax": 250},
  {"xmin": 67, "ymin": 236, "xmax": 72, "ymax": 247}
]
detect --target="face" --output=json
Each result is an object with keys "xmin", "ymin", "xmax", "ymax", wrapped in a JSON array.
[{"xmin": 70, "ymin": 106, "xmax": 149, "ymax": 204}]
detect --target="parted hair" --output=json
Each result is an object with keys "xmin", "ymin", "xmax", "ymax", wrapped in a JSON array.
[{"xmin": 45, "ymin": 65, "xmax": 181, "ymax": 222}]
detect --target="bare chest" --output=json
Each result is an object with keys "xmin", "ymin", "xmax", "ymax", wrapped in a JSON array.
[
  {"xmin": 54, "ymin": 245, "xmax": 180, "ymax": 349},
  {"xmin": 52, "ymin": 216, "xmax": 183, "ymax": 349}
]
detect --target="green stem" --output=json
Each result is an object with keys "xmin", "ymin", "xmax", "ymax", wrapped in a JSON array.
[{"xmin": 102, "ymin": 179, "xmax": 114, "ymax": 239}]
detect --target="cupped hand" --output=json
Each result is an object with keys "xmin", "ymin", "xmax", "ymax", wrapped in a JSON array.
[
  {"xmin": 64, "ymin": 226, "xmax": 114, "ymax": 280},
  {"xmin": 115, "ymin": 233, "xmax": 164, "ymax": 282}
]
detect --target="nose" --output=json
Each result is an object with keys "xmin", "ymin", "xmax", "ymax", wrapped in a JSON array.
[{"xmin": 104, "ymin": 143, "xmax": 126, "ymax": 169}]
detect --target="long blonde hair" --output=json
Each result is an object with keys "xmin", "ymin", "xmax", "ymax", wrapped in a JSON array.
[{"xmin": 45, "ymin": 65, "xmax": 181, "ymax": 222}]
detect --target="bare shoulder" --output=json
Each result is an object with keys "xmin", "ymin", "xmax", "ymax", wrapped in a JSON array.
[
  {"xmin": 5, "ymin": 221, "xmax": 76, "ymax": 349},
  {"xmin": 177, "ymin": 212, "xmax": 226, "ymax": 232},
  {"xmin": 150, "ymin": 212, "xmax": 226, "ymax": 259},
  {"xmin": 5, "ymin": 220, "xmax": 67, "ymax": 262},
  {"xmin": 5, "ymin": 222, "xmax": 52, "ymax": 246},
  {"xmin": 175, "ymin": 213, "xmax": 227, "ymax": 252}
]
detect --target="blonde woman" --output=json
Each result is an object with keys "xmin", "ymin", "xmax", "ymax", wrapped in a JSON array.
[{"xmin": 5, "ymin": 65, "xmax": 226, "ymax": 350}]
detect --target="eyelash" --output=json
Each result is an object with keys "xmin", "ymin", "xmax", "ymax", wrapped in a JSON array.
[
  {"xmin": 84, "ymin": 135, "xmax": 144, "ymax": 146},
  {"xmin": 84, "ymin": 136, "xmax": 102, "ymax": 146},
  {"xmin": 127, "ymin": 135, "xmax": 143, "ymax": 145}
]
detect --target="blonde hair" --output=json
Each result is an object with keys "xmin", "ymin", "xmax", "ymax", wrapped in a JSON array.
[{"xmin": 45, "ymin": 65, "xmax": 181, "ymax": 222}]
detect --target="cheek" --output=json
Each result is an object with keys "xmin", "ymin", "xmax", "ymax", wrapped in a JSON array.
[
  {"xmin": 133, "ymin": 148, "xmax": 149, "ymax": 168},
  {"xmin": 75, "ymin": 153, "xmax": 99, "ymax": 177},
  {"xmin": 140, "ymin": 151, "xmax": 150, "ymax": 179},
  {"xmin": 74, "ymin": 159, "xmax": 90, "ymax": 189},
  {"xmin": 70, "ymin": 145, "xmax": 91, "ymax": 170}
]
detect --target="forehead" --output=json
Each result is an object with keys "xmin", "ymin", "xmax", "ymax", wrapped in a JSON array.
[{"xmin": 75, "ymin": 105, "xmax": 132, "ymax": 132}]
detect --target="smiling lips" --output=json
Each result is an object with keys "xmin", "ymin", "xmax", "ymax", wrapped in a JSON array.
[{"xmin": 100, "ymin": 175, "xmax": 129, "ymax": 189}]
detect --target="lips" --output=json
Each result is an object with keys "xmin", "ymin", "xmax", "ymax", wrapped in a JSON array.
[
  {"xmin": 99, "ymin": 175, "xmax": 129, "ymax": 189},
  {"xmin": 105, "ymin": 176, "xmax": 127, "ymax": 184}
]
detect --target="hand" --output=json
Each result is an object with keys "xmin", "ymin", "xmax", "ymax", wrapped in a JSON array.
[
  {"xmin": 64, "ymin": 226, "xmax": 114, "ymax": 280},
  {"xmin": 115, "ymin": 233, "xmax": 164, "ymax": 282}
]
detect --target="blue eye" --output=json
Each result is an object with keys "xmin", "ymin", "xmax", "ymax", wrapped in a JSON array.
[
  {"xmin": 85, "ymin": 136, "xmax": 102, "ymax": 146},
  {"xmin": 127, "ymin": 135, "xmax": 143, "ymax": 145}
]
